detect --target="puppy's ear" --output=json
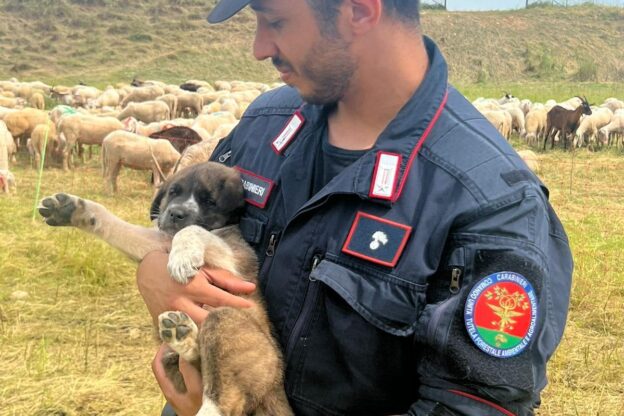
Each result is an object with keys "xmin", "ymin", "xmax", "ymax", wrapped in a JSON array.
[
  {"xmin": 217, "ymin": 171, "xmax": 245, "ymax": 214},
  {"xmin": 150, "ymin": 185, "xmax": 167, "ymax": 221}
]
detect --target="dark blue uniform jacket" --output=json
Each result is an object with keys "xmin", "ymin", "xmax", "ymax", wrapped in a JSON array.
[{"xmin": 210, "ymin": 37, "xmax": 573, "ymax": 416}]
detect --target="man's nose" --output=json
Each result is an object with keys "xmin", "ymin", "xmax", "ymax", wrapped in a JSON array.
[{"xmin": 253, "ymin": 23, "xmax": 278, "ymax": 61}]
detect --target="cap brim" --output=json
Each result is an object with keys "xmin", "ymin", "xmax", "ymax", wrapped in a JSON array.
[{"xmin": 207, "ymin": 0, "xmax": 251, "ymax": 23}]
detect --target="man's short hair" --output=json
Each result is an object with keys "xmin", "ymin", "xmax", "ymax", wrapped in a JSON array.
[{"xmin": 308, "ymin": 0, "xmax": 420, "ymax": 35}]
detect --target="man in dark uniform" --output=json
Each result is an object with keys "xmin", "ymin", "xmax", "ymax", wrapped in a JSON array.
[{"xmin": 137, "ymin": 0, "xmax": 573, "ymax": 415}]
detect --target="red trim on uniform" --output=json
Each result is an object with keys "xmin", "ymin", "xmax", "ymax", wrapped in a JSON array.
[
  {"xmin": 271, "ymin": 110, "xmax": 305, "ymax": 155},
  {"xmin": 392, "ymin": 90, "xmax": 449, "ymax": 203},
  {"xmin": 368, "ymin": 151, "xmax": 402, "ymax": 200},
  {"xmin": 233, "ymin": 166, "xmax": 275, "ymax": 209},
  {"xmin": 341, "ymin": 211, "xmax": 412, "ymax": 268},
  {"xmin": 448, "ymin": 390, "xmax": 516, "ymax": 416}
]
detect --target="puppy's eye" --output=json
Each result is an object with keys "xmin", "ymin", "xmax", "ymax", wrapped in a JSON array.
[
  {"xmin": 169, "ymin": 185, "xmax": 181, "ymax": 196},
  {"xmin": 197, "ymin": 190, "xmax": 215, "ymax": 206}
]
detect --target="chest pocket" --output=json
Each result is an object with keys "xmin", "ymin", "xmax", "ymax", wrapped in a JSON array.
[{"xmin": 311, "ymin": 254, "xmax": 427, "ymax": 336}]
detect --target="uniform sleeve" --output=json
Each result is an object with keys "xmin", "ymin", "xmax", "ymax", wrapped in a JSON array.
[{"xmin": 407, "ymin": 187, "xmax": 573, "ymax": 416}]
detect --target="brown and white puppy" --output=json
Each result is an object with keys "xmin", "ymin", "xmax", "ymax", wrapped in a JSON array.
[{"xmin": 38, "ymin": 162, "xmax": 293, "ymax": 416}]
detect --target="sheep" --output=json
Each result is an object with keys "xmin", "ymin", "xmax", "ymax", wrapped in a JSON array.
[
  {"xmin": 0, "ymin": 120, "xmax": 16, "ymax": 169},
  {"xmin": 0, "ymin": 96, "xmax": 25, "ymax": 109},
  {"xmin": 574, "ymin": 107, "xmax": 612, "ymax": 149},
  {"xmin": 516, "ymin": 149, "xmax": 540, "ymax": 174},
  {"xmin": 120, "ymin": 85, "xmax": 165, "ymax": 107},
  {"xmin": 3, "ymin": 108, "xmax": 49, "ymax": 147},
  {"xmin": 173, "ymin": 138, "xmax": 221, "ymax": 173},
  {"xmin": 523, "ymin": 107, "xmax": 548, "ymax": 147},
  {"xmin": 72, "ymin": 86, "xmax": 101, "ymax": 108},
  {"xmin": 520, "ymin": 99, "xmax": 532, "ymax": 115},
  {"xmin": 49, "ymin": 105, "xmax": 79, "ymax": 124},
  {"xmin": 101, "ymin": 130, "xmax": 181, "ymax": 193},
  {"xmin": 192, "ymin": 112, "xmax": 237, "ymax": 138},
  {"xmin": 117, "ymin": 100, "xmax": 170, "ymax": 124},
  {"xmin": 57, "ymin": 114, "xmax": 124, "ymax": 170},
  {"xmin": 156, "ymin": 94, "xmax": 178, "ymax": 119},
  {"xmin": 29, "ymin": 92, "xmax": 45, "ymax": 110},
  {"xmin": 91, "ymin": 86, "xmax": 120, "ymax": 109},
  {"xmin": 597, "ymin": 112, "xmax": 624, "ymax": 147},
  {"xmin": 501, "ymin": 103, "xmax": 526, "ymax": 137},
  {"xmin": 212, "ymin": 122, "xmax": 238, "ymax": 140},
  {"xmin": 482, "ymin": 109, "xmax": 512, "ymax": 140},
  {"xmin": 175, "ymin": 92, "xmax": 203, "ymax": 118},
  {"xmin": 600, "ymin": 98, "xmax": 624, "ymax": 113},
  {"xmin": 29, "ymin": 120, "xmax": 65, "ymax": 168},
  {"xmin": 214, "ymin": 80, "xmax": 232, "ymax": 91},
  {"xmin": 544, "ymin": 97, "xmax": 592, "ymax": 150},
  {"xmin": 122, "ymin": 117, "xmax": 193, "ymax": 137}
]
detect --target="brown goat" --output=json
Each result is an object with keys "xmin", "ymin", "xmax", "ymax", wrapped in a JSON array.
[{"xmin": 544, "ymin": 96, "xmax": 592, "ymax": 150}]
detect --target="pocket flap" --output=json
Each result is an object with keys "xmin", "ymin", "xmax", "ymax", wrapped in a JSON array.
[{"xmin": 310, "ymin": 259, "xmax": 426, "ymax": 336}]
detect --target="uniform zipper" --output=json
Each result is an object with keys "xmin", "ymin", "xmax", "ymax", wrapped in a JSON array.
[
  {"xmin": 266, "ymin": 232, "xmax": 279, "ymax": 257},
  {"xmin": 449, "ymin": 267, "xmax": 462, "ymax": 294},
  {"xmin": 218, "ymin": 150, "xmax": 231, "ymax": 163},
  {"xmin": 285, "ymin": 253, "xmax": 323, "ymax": 361}
]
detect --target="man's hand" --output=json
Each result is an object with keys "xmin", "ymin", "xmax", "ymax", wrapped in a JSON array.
[
  {"xmin": 136, "ymin": 250, "xmax": 256, "ymax": 324},
  {"xmin": 152, "ymin": 344, "xmax": 203, "ymax": 416}
]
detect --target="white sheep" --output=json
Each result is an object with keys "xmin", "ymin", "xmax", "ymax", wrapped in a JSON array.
[
  {"xmin": 29, "ymin": 92, "xmax": 45, "ymax": 110},
  {"xmin": 117, "ymin": 100, "xmax": 170, "ymax": 124},
  {"xmin": 574, "ymin": 108, "xmax": 612, "ymax": 148},
  {"xmin": 57, "ymin": 114, "xmax": 124, "ymax": 170},
  {"xmin": 597, "ymin": 112, "xmax": 624, "ymax": 147},
  {"xmin": 482, "ymin": 109, "xmax": 512, "ymax": 140},
  {"xmin": 3, "ymin": 108, "xmax": 49, "ymax": 147},
  {"xmin": 192, "ymin": 112, "xmax": 237, "ymax": 138},
  {"xmin": 101, "ymin": 130, "xmax": 181, "ymax": 193},
  {"xmin": 523, "ymin": 107, "xmax": 548, "ymax": 147}
]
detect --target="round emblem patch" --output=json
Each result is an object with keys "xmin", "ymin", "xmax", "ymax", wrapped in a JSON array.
[{"xmin": 464, "ymin": 271, "xmax": 538, "ymax": 358}]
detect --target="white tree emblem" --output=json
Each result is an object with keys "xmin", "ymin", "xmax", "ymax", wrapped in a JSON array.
[{"xmin": 369, "ymin": 231, "xmax": 389, "ymax": 250}]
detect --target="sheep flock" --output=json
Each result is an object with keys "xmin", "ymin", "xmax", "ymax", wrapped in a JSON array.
[{"xmin": 0, "ymin": 77, "xmax": 622, "ymax": 195}]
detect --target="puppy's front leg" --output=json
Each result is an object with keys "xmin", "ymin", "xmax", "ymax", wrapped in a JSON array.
[
  {"xmin": 39, "ymin": 193, "xmax": 171, "ymax": 261},
  {"xmin": 168, "ymin": 225, "xmax": 239, "ymax": 284}
]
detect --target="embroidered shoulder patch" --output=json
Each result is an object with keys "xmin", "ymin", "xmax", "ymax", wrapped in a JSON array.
[
  {"xmin": 464, "ymin": 271, "xmax": 538, "ymax": 358},
  {"xmin": 342, "ymin": 212, "xmax": 412, "ymax": 268}
]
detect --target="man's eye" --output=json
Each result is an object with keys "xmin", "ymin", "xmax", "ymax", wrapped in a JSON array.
[{"xmin": 269, "ymin": 19, "xmax": 284, "ymax": 30}]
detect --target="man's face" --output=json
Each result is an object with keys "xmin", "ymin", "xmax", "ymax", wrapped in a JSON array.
[{"xmin": 251, "ymin": 0, "xmax": 356, "ymax": 104}]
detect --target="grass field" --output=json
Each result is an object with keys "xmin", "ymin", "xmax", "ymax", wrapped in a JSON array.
[{"xmin": 0, "ymin": 138, "xmax": 623, "ymax": 415}]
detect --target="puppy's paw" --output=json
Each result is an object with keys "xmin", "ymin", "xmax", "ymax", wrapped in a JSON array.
[
  {"xmin": 38, "ymin": 193, "xmax": 84, "ymax": 226},
  {"xmin": 158, "ymin": 311, "xmax": 199, "ymax": 362},
  {"xmin": 168, "ymin": 243, "xmax": 204, "ymax": 284}
]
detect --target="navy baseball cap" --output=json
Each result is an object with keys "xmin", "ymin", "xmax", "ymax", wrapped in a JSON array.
[{"xmin": 207, "ymin": 0, "xmax": 252, "ymax": 23}]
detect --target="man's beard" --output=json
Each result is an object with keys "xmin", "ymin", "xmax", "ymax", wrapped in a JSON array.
[{"xmin": 273, "ymin": 35, "xmax": 356, "ymax": 105}]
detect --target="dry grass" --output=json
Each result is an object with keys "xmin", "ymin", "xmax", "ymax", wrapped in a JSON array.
[
  {"xmin": 1, "ymin": 143, "xmax": 624, "ymax": 415},
  {"xmin": 0, "ymin": 2, "xmax": 623, "ymax": 85}
]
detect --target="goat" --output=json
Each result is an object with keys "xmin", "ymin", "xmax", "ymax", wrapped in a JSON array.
[{"xmin": 543, "ymin": 96, "xmax": 592, "ymax": 150}]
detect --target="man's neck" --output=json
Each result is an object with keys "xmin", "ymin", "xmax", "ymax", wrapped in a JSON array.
[{"xmin": 327, "ymin": 30, "xmax": 429, "ymax": 151}]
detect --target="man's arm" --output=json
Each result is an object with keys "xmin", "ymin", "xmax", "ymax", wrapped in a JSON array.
[{"xmin": 407, "ymin": 189, "xmax": 573, "ymax": 416}]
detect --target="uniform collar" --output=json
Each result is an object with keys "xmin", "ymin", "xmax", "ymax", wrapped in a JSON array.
[{"xmin": 295, "ymin": 36, "xmax": 449, "ymax": 209}]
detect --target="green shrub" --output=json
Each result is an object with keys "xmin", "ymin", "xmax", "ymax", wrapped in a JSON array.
[{"xmin": 575, "ymin": 59, "xmax": 598, "ymax": 82}]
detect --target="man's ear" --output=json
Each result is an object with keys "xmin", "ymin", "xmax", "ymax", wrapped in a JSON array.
[
  {"xmin": 150, "ymin": 185, "xmax": 167, "ymax": 221},
  {"xmin": 346, "ymin": 0, "xmax": 382, "ymax": 35}
]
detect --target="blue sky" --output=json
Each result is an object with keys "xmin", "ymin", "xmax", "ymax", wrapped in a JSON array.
[{"xmin": 422, "ymin": 0, "xmax": 624, "ymax": 11}]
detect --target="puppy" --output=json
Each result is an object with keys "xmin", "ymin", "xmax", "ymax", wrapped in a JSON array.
[{"xmin": 38, "ymin": 162, "xmax": 292, "ymax": 416}]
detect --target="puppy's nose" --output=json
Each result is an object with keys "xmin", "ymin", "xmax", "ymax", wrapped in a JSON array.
[{"xmin": 168, "ymin": 207, "xmax": 187, "ymax": 224}]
